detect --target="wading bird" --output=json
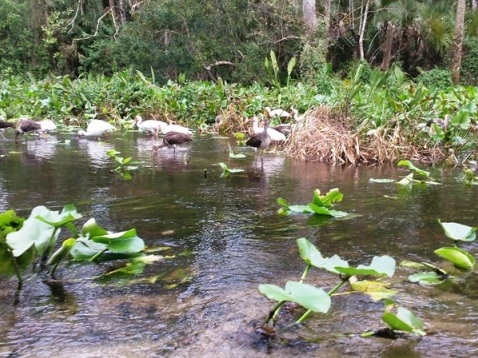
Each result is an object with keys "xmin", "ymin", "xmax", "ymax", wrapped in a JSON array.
[
  {"xmin": 133, "ymin": 115, "xmax": 166, "ymax": 139},
  {"xmin": 152, "ymin": 131, "xmax": 193, "ymax": 155},
  {"xmin": 158, "ymin": 122, "xmax": 193, "ymax": 136},
  {"xmin": 15, "ymin": 118, "xmax": 41, "ymax": 143},
  {"xmin": 246, "ymin": 119, "xmax": 271, "ymax": 156},
  {"xmin": 78, "ymin": 119, "xmax": 115, "ymax": 140},
  {"xmin": 251, "ymin": 116, "xmax": 287, "ymax": 141}
]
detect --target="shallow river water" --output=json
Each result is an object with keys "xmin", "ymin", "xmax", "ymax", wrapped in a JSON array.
[{"xmin": 0, "ymin": 130, "xmax": 477, "ymax": 358}]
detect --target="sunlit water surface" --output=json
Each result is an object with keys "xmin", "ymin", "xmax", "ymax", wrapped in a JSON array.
[{"xmin": 0, "ymin": 131, "xmax": 477, "ymax": 358}]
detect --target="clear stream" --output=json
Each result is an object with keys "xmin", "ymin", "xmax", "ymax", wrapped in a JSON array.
[{"xmin": 0, "ymin": 130, "xmax": 477, "ymax": 358}]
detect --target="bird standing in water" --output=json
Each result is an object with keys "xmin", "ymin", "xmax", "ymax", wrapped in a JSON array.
[
  {"xmin": 15, "ymin": 118, "xmax": 41, "ymax": 143},
  {"xmin": 246, "ymin": 118, "xmax": 271, "ymax": 156},
  {"xmin": 152, "ymin": 131, "xmax": 193, "ymax": 155},
  {"xmin": 133, "ymin": 115, "xmax": 166, "ymax": 139},
  {"xmin": 77, "ymin": 119, "xmax": 115, "ymax": 140}
]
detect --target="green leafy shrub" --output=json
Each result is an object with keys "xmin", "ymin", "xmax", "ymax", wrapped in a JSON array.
[
  {"xmin": 415, "ymin": 68, "xmax": 453, "ymax": 90},
  {"xmin": 461, "ymin": 37, "xmax": 478, "ymax": 86}
]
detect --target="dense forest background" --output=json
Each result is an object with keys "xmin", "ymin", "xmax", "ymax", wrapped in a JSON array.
[{"xmin": 1, "ymin": 0, "xmax": 478, "ymax": 85}]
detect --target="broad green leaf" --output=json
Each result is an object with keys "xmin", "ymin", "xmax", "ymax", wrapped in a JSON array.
[
  {"xmin": 297, "ymin": 238, "xmax": 324, "ymax": 265},
  {"xmin": 382, "ymin": 307, "xmax": 426, "ymax": 336},
  {"xmin": 0, "ymin": 240, "xmax": 36, "ymax": 276},
  {"xmin": 277, "ymin": 197, "xmax": 289, "ymax": 207},
  {"xmin": 106, "ymin": 149, "xmax": 120, "ymax": 158},
  {"xmin": 35, "ymin": 204, "xmax": 82, "ymax": 229},
  {"xmin": 408, "ymin": 271, "xmax": 443, "ymax": 285},
  {"xmin": 259, "ymin": 281, "xmax": 331, "ymax": 314},
  {"xmin": 382, "ymin": 312, "xmax": 414, "ymax": 332},
  {"xmin": 434, "ymin": 247, "xmax": 476, "ymax": 269},
  {"xmin": 6, "ymin": 206, "xmax": 59, "ymax": 256},
  {"xmin": 288, "ymin": 205, "xmax": 315, "ymax": 214},
  {"xmin": 438, "ymin": 220, "xmax": 477, "ymax": 242},
  {"xmin": 122, "ymin": 157, "xmax": 133, "ymax": 165},
  {"xmin": 297, "ymin": 238, "xmax": 349, "ymax": 273},
  {"xmin": 92, "ymin": 228, "xmax": 145, "ymax": 254},
  {"xmin": 218, "ymin": 162, "xmax": 244, "ymax": 173},
  {"xmin": 287, "ymin": 57, "xmax": 297, "ymax": 76},
  {"xmin": 46, "ymin": 238, "xmax": 76, "ymax": 266},
  {"xmin": 285, "ymin": 281, "xmax": 331, "ymax": 313},
  {"xmin": 308, "ymin": 203, "xmax": 335, "ymax": 216},
  {"xmin": 82, "ymin": 218, "xmax": 108, "ymax": 237},
  {"xmin": 336, "ymin": 255, "xmax": 395, "ymax": 278},
  {"xmin": 70, "ymin": 237, "xmax": 107, "ymax": 260},
  {"xmin": 397, "ymin": 160, "xmax": 429, "ymax": 179},
  {"xmin": 259, "ymin": 283, "xmax": 292, "ymax": 302},
  {"xmin": 311, "ymin": 188, "xmax": 343, "ymax": 207}
]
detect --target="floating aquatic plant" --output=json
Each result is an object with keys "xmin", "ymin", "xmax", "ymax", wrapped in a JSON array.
[
  {"xmin": 396, "ymin": 159, "xmax": 441, "ymax": 186},
  {"xmin": 106, "ymin": 149, "xmax": 139, "ymax": 180},
  {"xmin": 406, "ymin": 220, "xmax": 477, "ymax": 285},
  {"xmin": 1, "ymin": 205, "xmax": 149, "ymax": 286},
  {"xmin": 277, "ymin": 188, "xmax": 347, "ymax": 218},
  {"xmin": 259, "ymin": 238, "xmax": 399, "ymax": 330},
  {"xmin": 218, "ymin": 162, "xmax": 245, "ymax": 176}
]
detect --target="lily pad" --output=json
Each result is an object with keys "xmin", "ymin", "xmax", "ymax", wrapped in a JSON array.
[
  {"xmin": 259, "ymin": 280, "xmax": 331, "ymax": 314},
  {"xmin": 438, "ymin": 220, "xmax": 477, "ymax": 242},
  {"xmin": 434, "ymin": 247, "xmax": 476, "ymax": 269},
  {"xmin": 382, "ymin": 307, "xmax": 426, "ymax": 336}
]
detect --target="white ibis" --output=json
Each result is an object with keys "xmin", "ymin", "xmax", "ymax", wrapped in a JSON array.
[
  {"xmin": 152, "ymin": 131, "xmax": 193, "ymax": 155},
  {"xmin": 246, "ymin": 119, "xmax": 271, "ymax": 156},
  {"xmin": 38, "ymin": 119, "xmax": 57, "ymax": 138},
  {"xmin": 251, "ymin": 116, "xmax": 287, "ymax": 141},
  {"xmin": 133, "ymin": 115, "xmax": 166, "ymax": 138},
  {"xmin": 158, "ymin": 122, "xmax": 193, "ymax": 135},
  {"xmin": 0, "ymin": 119, "xmax": 15, "ymax": 140},
  {"xmin": 15, "ymin": 118, "xmax": 42, "ymax": 143},
  {"xmin": 265, "ymin": 106, "xmax": 291, "ymax": 119},
  {"xmin": 78, "ymin": 119, "xmax": 115, "ymax": 140}
]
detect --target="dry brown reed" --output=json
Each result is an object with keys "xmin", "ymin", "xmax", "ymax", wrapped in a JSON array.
[{"xmin": 283, "ymin": 106, "xmax": 447, "ymax": 165}]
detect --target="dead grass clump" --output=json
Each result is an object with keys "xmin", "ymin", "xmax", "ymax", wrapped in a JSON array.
[
  {"xmin": 284, "ymin": 106, "xmax": 366, "ymax": 164},
  {"xmin": 284, "ymin": 106, "xmax": 447, "ymax": 165},
  {"xmin": 215, "ymin": 103, "xmax": 251, "ymax": 134}
]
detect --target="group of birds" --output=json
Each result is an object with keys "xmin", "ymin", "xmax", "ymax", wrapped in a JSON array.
[
  {"xmin": 0, "ymin": 118, "xmax": 57, "ymax": 143},
  {"xmin": 1, "ymin": 106, "xmax": 299, "ymax": 156}
]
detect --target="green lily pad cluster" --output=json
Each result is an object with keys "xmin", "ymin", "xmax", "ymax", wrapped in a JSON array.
[
  {"xmin": 1, "ymin": 205, "xmax": 148, "ymax": 285},
  {"xmin": 405, "ymin": 220, "xmax": 477, "ymax": 285},
  {"xmin": 259, "ymin": 238, "xmax": 423, "ymax": 336},
  {"xmin": 277, "ymin": 188, "xmax": 347, "ymax": 218},
  {"xmin": 106, "ymin": 149, "xmax": 139, "ymax": 180},
  {"xmin": 396, "ymin": 160, "xmax": 441, "ymax": 186}
]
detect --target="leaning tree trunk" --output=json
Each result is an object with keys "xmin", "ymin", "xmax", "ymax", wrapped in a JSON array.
[
  {"xmin": 358, "ymin": 0, "xmax": 370, "ymax": 61},
  {"xmin": 303, "ymin": 0, "xmax": 317, "ymax": 36},
  {"xmin": 451, "ymin": 0, "xmax": 466, "ymax": 83},
  {"xmin": 380, "ymin": 21, "xmax": 395, "ymax": 70}
]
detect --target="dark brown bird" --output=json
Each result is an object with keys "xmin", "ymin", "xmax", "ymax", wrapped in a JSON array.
[
  {"xmin": 152, "ymin": 131, "xmax": 193, "ymax": 155},
  {"xmin": 0, "ymin": 119, "xmax": 15, "ymax": 140},
  {"xmin": 246, "ymin": 119, "xmax": 271, "ymax": 156},
  {"xmin": 15, "ymin": 118, "xmax": 41, "ymax": 143}
]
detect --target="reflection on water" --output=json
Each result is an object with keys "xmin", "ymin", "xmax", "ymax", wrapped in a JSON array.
[{"xmin": 0, "ymin": 132, "xmax": 477, "ymax": 357}]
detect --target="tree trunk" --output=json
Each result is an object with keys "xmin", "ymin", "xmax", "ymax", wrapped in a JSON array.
[
  {"xmin": 451, "ymin": 0, "xmax": 466, "ymax": 83},
  {"xmin": 119, "ymin": 0, "xmax": 126, "ymax": 25},
  {"xmin": 380, "ymin": 21, "xmax": 395, "ymax": 71},
  {"xmin": 472, "ymin": 0, "xmax": 478, "ymax": 11},
  {"xmin": 358, "ymin": 0, "xmax": 370, "ymax": 61},
  {"xmin": 303, "ymin": 0, "xmax": 317, "ymax": 35},
  {"xmin": 324, "ymin": 0, "xmax": 332, "ymax": 35}
]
